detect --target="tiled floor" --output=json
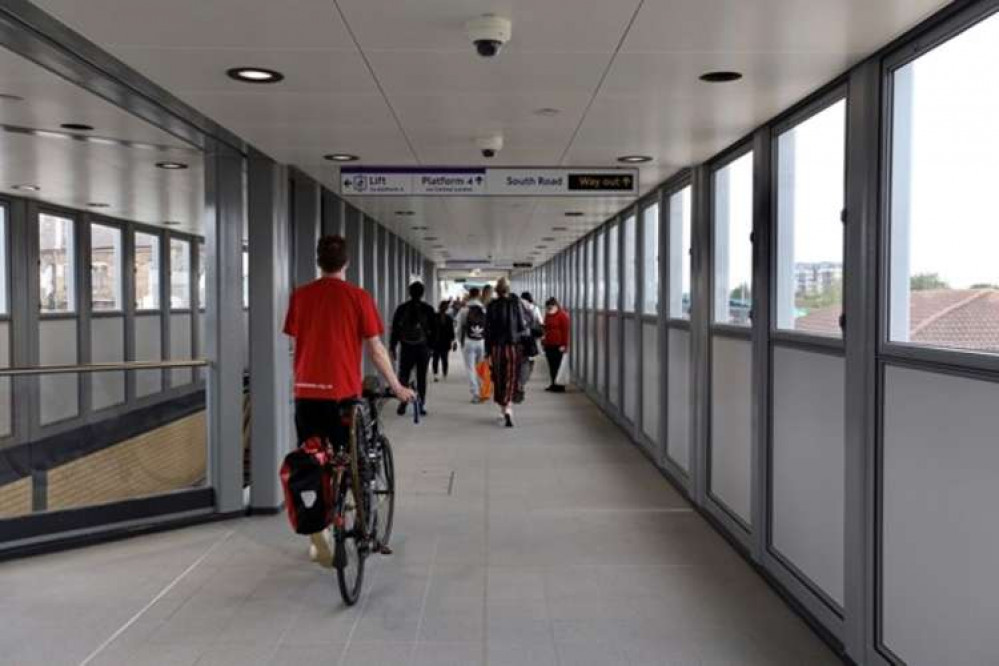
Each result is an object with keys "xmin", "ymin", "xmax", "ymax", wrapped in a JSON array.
[{"xmin": 0, "ymin": 359, "xmax": 844, "ymax": 666}]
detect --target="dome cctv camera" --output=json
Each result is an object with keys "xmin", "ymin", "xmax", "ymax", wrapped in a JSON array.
[
  {"xmin": 476, "ymin": 134, "xmax": 503, "ymax": 159},
  {"xmin": 466, "ymin": 15, "xmax": 511, "ymax": 59}
]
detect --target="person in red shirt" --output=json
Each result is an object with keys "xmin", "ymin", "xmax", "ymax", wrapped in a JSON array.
[
  {"xmin": 542, "ymin": 297, "xmax": 570, "ymax": 393},
  {"xmin": 284, "ymin": 235, "xmax": 414, "ymax": 566}
]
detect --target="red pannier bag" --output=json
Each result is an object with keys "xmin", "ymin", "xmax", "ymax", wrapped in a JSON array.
[{"xmin": 280, "ymin": 437, "xmax": 335, "ymax": 535}]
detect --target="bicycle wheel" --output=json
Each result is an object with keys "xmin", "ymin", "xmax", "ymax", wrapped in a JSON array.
[
  {"xmin": 333, "ymin": 478, "xmax": 365, "ymax": 606},
  {"xmin": 372, "ymin": 435, "xmax": 395, "ymax": 548}
]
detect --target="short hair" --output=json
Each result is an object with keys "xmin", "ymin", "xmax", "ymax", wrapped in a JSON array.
[
  {"xmin": 468, "ymin": 287, "xmax": 481, "ymax": 298},
  {"xmin": 495, "ymin": 277, "xmax": 510, "ymax": 296},
  {"xmin": 520, "ymin": 292, "xmax": 534, "ymax": 304},
  {"xmin": 545, "ymin": 297, "xmax": 559, "ymax": 308},
  {"xmin": 409, "ymin": 281, "xmax": 425, "ymax": 300},
  {"xmin": 317, "ymin": 235, "xmax": 349, "ymax": 273}
]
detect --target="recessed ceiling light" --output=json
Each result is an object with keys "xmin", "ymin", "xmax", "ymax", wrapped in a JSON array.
[
  {"xmin": 0, "ymin": 93, "xmax": 24, "ymax": 102},
  {"xmin": 13, "ymin": 184, "xmax": 39, "ymax": 192},
  {"xmin": 564, "ymin": 211, "xmax": 584, "ymax": 217},
  {"xmin": 424, "ymin": 236, "xmax": 439, "ymax": 241},
  {"xmin": 395, "ymin": 210, "xmax": 415, "ymax": 216},
  {"xmin": 540, "ymin": 237, "xmax": 556, "ymax": 241},
  {"xmin": 537, "ymin": 245, "xmax": 549, "ymax": 249},
  {"xmin": 164, "ymin": 220, "xmax": 182, "ymax": 226},
  {"xmin": 156, "ymin": 161, "xmax": 188, "ymax": 170},
  {"xmin": 227, "ymin": 67, "xmax": 284, "ymax": 84},
  {"xmin": 617, "ymin": 155, "xmax": 652, "ymax": 164},
  {"xmin": 551, "ymin": 226, "xmax": 568, "ymax": 231},
  {"xmin": 60, "ymin": 123, "xmax": 94, "ymax": 131},
  {"xmin": 534, "ymin": 107, "xmax": 561, "ymax": 117},
  {"xmin": 411, "ymin": 225, "xmax": 429, "ymax": 231},
  {"xmin": 699, "ymin": 71, "xmax": 743, "ymax": 83},
  {"xmin": 87, "ymin": 202, "xmax": 110, "ymax": 208},
  {"xmin": 324, "ymin": 153, "xmax": 359, "ymax": 162}
]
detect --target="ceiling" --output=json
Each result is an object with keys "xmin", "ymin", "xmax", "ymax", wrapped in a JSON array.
[
  {"xmin": 31, "ymin": 0, "xmax": 949, "ymax": 264},
  {"xmin": 0, "ymin": 48, "xmax": 204, "ymax": 235}
]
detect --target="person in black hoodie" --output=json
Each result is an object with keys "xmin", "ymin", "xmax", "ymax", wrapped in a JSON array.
[
  {"xmin": 432, "ymin": 300, "xmax": 457, "ymax": 382},
  {"xmin": 390, "ymin": 281, "xmax": 437, "ymax": 416},
  {"xmin": 485, "ymin": 277, "xmax": 528, "ymax": 428}
]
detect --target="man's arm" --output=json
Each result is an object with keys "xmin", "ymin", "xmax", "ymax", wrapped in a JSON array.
[
  {"xmin": 456, "ymin": 308, "xmax": 467, "ymax": 347},
  {"xmin": 366, "ymin": 336, "xmax": 416, "ymax": 403}
]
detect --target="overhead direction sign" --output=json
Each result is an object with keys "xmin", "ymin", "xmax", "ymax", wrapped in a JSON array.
[{"xmin": 340, "ymin": 166, "xmax": 637, "ymax": 197}]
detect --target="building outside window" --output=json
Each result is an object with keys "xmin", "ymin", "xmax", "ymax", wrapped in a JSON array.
[
  {"xmin": 668, "ymin": 187, "xmax": 692, "ymax": 319},
  {"xmin": 39, "ymin": 213, "xmax": 75, "ymax": 313},
  {"xmin": 888, "ymin": 12, "xmax": 999, "ymax": 354},
  {"xmin": 623, "ymin": 214, "xmax": 636, "ymax": 313},
  {"xmin": 776, "ymin": 99, "xmax": 846, "ymax": 336},
  {"xmin": 642, "ymin": 204, "xmax": 658, "ymax": 315},
  {"xmin": 170, "ymin": 238, "xmax": 191, "ymax": 309},
  {"xmin": 134, "ymin": 232, "xmax": 160, "ymax": 310},
  {"xmin": 713, "ymin": 153, "xmax": 754, "ymax": 326},
  {"xmin": 91, "ymin": 224, "xmax": 122, "ymax": 311}
]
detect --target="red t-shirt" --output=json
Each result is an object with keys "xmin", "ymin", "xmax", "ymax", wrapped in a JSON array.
[{"xmin": 283, "ymin": 278, "xmax": 384, "ymax": 400}]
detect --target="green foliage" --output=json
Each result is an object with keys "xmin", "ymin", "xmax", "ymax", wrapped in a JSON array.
[
  {"xmin": 910, "ymin": 273, "xmax": 949, "ymax": 291},
  {"xmin": 797, "ymin": 278, "xmax": 842, "ymax": 312}
]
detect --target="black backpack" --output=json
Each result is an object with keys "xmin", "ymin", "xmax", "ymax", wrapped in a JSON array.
[
  {"xmin": 401, "ymin": 303, "xmax": 428, "ymax": 346},
  {"xmin": 464, "ymin": 305, "xmax": 486, "ymax": 340}
]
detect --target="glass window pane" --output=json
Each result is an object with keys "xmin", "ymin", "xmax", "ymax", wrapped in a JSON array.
[
  {"xmin": 624, "ymin": 213, "xmax": 637, "ymax": 313},
  {"xmin": 608, "ymin": 224, "xmax": 619, "ymax": 311},
  {"xmin": 0, "ymin": 207, "xmax": 7, "ymax": 315},
  {"xmin": 641, "ymin": 206, "xmax": 658, "ymax": 315},
  {"xmin": 134, "ymin": 232, "xmax": 160, "ymax": 310},
  {"xmin": 39, "ymin": 213, "xmax": 76, "ymax": 313},
  {"xmin": 713, "ymin": 153, "xmax": 754, "ymax": 326},
  {"xmin": 198, "ymin": 242, "xmax": 206, "ymax": 308},
  {"xmin": 669, "ymin": 187, "xmax": 693, "ymax": 319},
  {"xmin": 587, "ymin": 237, "xmax": 595, "ymax": 310},
  {"xmin": 91, "ymin": 224, "xmax": 122, "ymax": 311},
  {"xmin": 776, "ymin": 99, "xmax": 846, "ymax": 336},
  {"xmin": 889, "ymin": 13, "xmax": 999, "ymax": 354},
  {"xmin": 170, "ymin": 238, "xmax": 191, "ymax": 309},
  {"xmin": 242, "ymin": 248, "xmax": 249, "ymax": 308},
  {"xmin": 596, "ymin": 231, "xmax": 605, "ymax": 309}
]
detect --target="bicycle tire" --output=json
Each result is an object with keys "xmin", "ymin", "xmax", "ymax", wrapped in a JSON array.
[
  {"xmin": 334, "ymin": 478, "xmax": 365, "ymax": 606},
  {"xmin": 373, "ymin": 435, "xmax": 396, "ymax": 548},
  {"xmin": 346, "ymin": 403, "xmax": 367, "ymax": 539}
]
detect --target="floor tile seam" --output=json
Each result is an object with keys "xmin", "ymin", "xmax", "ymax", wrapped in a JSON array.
[
  {"xmin": 76, "ymin": 529, "xmax": 235, "ymax": 666},
  {"xmin": 404, "ymin": 537, "xmax": 440, "ymax": 666},
  {"xmin": 335, "ymin": 553, "xmax": 389, "ymax": 666}
]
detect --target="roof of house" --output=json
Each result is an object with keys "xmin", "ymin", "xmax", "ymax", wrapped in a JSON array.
[{"xmin": 795, "ymin": 289, "xmax": 999, "ymax": 352}]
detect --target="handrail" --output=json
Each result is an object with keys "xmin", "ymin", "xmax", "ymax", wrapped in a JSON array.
[{"xmin": 0, "ymin": 360, "xmax": 209, "ymax": 377}]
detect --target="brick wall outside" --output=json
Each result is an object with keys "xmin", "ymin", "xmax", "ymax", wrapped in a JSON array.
[
  {"xmin": 46, "ymin": 412, "xmax": 207, "ymax": 511},
  {"xmin": 0, "ymin": 477, "xmax": 31, "ymax": 519}
]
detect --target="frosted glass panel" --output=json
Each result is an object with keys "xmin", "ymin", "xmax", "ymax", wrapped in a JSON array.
[
  {"xmin": 608, "ymin": 316, "xmax": 620, "ymax": 406},
  {"xmin": 709, "ymin": 336, "xmax": 752, "ymax": 524},
  {"xmin": 170, "ymin": 313, "xmax": 193, "ymax": 386},
  {"xmin": 623, "ymin": 318, "xmax": 638, "ymax": 422},
  {"xmin": 0, "ymin": 322, "xmax": 10, "ymax": 437},
  {"xmin": 639, "ymin": 322, "xmax": 657, "ymax": 441},
  {"xmin": 134, "ymin": 314, "xmax": 162, "ymax": 397},
  {"xmin": 91, "ymin": 316, "xmax": 125, "ymax": 411},
  {"xmin": 39, "ymin": 318, "xmax": 79, "ymax": 425},
  {"xmin": 882, "ymin": 366, "xmax": 999, "ymax": 666},
  {"xmin": 596, "ymin": 313, "xmax": 606, "ymax": 395},
  {"xmin": 667, "ymin": 329, "xmax": 691, "ymax": 472},
  {"xmin": 772, "ymin": 347, "xmax": 845, "ymax": 606}
]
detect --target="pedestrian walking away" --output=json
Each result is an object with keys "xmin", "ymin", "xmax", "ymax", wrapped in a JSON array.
[
  {"xmin": 390, "ymin": 281, "xmax": 437, "ymax": 417},
  {"xmin": 519, "ymin": 291, "xmax": 544, "ymax": 389},
  {"xmin": 433, "ymin": 300, "xmax": 457, "ymax": 382},
  {"xmin": 542, "ymin": 297, "xmax": 570, "ymax": 392},
  {"xmin": 457, "ymin": 287, "xmax": 488, "ymax": 402},
  {"xmin": 485, "ymin": 278, "xmax": 528, "ymax": 427}
]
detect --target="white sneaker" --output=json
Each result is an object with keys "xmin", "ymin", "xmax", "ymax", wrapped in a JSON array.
[{"xmin": 309, "ymin": 530, "xmax": 334, "ymax": 568}]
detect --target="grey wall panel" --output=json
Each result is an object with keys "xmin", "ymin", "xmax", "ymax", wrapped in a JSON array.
[
  {"xmin": 596, "ymin": 313, "xmax": 606, "ymax": 395},
  {"xmin": 91, "ymin": 316, "xmax": 125, "ymax": 411},
  {"xmin": 0, "ymin": 322, "xmax": 10, "ymax": 437},
  {"xmin": 771, "ymin": 346, "xmax": 845, "ymax": 606},
  {"xmin": 586, "ymin": 313, "xmax": 595, "ymax": 385},
  {"xmin": 667, "ymin": 328, "xmax": 691, "ymax": 472},
  {"xmin": 709, "ymin": 335, "xmax": 752, "ymax": 524},
  {"xmin": 134, "ymin": 314, "xmax": 162, "ymax": 397},
  {"xmin": 624, "ymin": 318, "xmax": 639, "ymax": 422},
  {"xmin": 881, "ymin": 366, "xmax": 999, "ymax": 666},
  {"xmin": 608, "ymin": 316, "xmax": 620, "ymax": 407},
  {"xmin": 196, "ymin": 311, "xmax": 205, "ymax": 381},
  {"xmin": 641, "ymin": 321, "xmax": 659, "ymax": 443},
  {"xmin": 170, "ymin": 312, "xmax": 193, "ymax": 386},
  {"xmin": 39, "ymin": 318, "xmax": 79, "ymax": 425}
]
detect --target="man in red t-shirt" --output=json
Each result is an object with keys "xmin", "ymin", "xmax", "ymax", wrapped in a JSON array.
[{"xmin": 283, "ymin": 235, "xmax": 414, "ymax": 566}]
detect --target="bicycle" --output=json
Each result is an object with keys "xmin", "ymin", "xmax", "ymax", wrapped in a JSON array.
[{"xmin": 329, "ymin": 376, "xmax": 400, "ymax": 606}]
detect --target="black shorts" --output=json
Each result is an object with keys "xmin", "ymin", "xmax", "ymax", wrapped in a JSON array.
[{"xmin": 294, "ymin": 398, "xmax": 353, "ymax": 448}]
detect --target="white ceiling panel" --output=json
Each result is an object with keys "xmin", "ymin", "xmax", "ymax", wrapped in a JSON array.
[
  {"xmin": 622, "ymin": 0, "xmax": 945, "ymax": 54},
  {"xmin": 33, "ymin": 0, "xmax": 355, "ymax": 50},
  {"xmin": 180, "ymin": 92, "xmax": 399, "ymax": 130},
  {"xmin": 337, "ymin": 0, "xmax": 641, "ymax": 54},
  {"xmin": 388, "ymin": 92, "xmax": 590, "ymax": 129}
]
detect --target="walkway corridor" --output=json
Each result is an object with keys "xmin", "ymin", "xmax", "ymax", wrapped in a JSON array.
[{"xmin": 1, "ymin": 359, "xmax": 843, "ymax": 666}]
